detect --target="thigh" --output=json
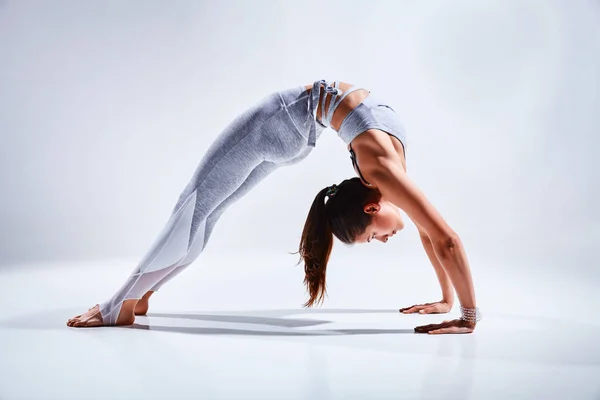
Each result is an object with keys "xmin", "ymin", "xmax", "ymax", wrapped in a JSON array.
[
  {"xmin": 180, "ymin": 160, "xmax": 280, "ymax": 263},
  {"xmin": 171, "ymin": 96, "xmax": 282, "ymax": 215},
  {"xmin": 170, "ymin": 132, "xmax": 265, "ymax": 246},
  {"xmin": 208, "ymin": 160, "xmax": 279, "ymax": 217}
]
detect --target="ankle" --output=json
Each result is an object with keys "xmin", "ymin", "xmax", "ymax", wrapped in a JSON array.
[
  {"xmin": 116, "ymin": 312, "xmax": 136, "ymax": 325},
  {"xmin": 142, "ymin": 291, "xmax": 155, "ymax": 300}
]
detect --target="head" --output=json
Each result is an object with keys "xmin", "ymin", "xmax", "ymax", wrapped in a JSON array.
[{"xmin": 297, "ymin": 177, "xmax": 405, "ymax": 307}]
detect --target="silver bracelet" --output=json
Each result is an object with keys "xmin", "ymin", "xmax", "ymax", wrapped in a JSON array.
[{"xmin": 459, "ymin": 305, "xmax": 482, "ymax": 323}]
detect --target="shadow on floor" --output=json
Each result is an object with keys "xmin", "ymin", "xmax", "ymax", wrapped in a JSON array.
[
  {"xmin": 0, "ymin": 307, "xmax": 414, "ymax": 335},
  {"xmin": 128, "ymin": 308, "xmax": 415, "ymax": 335}
]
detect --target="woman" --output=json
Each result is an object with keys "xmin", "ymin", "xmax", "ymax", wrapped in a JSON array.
[{"xmin": 67, "ymin": 79, "xmax": 481, "ymax": 334}]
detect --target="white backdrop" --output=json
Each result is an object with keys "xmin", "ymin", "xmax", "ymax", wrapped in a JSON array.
[{"xmin": 1, "ymin": 0, "xmax": 598, "ymax": 285}]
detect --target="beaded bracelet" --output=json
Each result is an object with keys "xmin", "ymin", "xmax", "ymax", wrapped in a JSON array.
[{"xmin": 459, "ymin": 305, "xmax": 482, "ymax": 323}]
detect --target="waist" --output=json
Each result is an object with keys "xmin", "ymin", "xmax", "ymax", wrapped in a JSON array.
[{"xmin": 308, "ymin": 81, "xmax": 371, "ymax": 132}]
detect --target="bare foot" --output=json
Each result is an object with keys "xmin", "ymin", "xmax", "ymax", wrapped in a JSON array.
[
  {"xmin": 134, "ymin": 291, "xmax": 154, "ymax": 316},
  {"xmin": 67, "ymin": 301, "xmax": 136, "ymax": 328}
]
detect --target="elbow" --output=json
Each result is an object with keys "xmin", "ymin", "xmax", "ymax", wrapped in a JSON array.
[{"xmin": 432, "ymin": 233, "xmax": 462, "ymax": 261}]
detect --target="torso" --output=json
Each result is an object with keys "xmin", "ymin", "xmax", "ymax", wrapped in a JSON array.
[
  {"xmin": 303, "ymin": 82, "xmax": 370, "ymax": 133},
  {"xmin": 303, "ymin": 81, "xmax": 407, "ymax": 173}
]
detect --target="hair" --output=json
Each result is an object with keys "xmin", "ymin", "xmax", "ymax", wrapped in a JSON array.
[{"xmin": 297, "ymin": 177, "xmax": 381, "ymax": 308}]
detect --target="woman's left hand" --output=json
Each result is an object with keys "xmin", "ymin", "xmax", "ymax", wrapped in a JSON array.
[{"xmin": 414, "ymin": 319, "xmax": 476, "ymax": 334}]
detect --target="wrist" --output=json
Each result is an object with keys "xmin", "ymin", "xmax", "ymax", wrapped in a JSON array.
[
  {"xmin": 441, "ymin": 294, "xmax": 454, "ymax": 306},
  {"xmin": 459, "ymin": 305, "xmax": 482, "ymax": 323}
]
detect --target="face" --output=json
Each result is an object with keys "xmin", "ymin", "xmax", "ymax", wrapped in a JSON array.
[{"xmin": 355, "ymin": 200, "xmax": 405, "ymax": 244}]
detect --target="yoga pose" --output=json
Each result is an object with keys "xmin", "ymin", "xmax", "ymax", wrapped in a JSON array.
[{"xmin": 67, "ymin": 79, "xmax": 481, "ymax": 334}]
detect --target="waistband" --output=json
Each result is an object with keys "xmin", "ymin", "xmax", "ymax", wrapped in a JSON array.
[{"xmin": 304, "ymin": 79, "xmax": 368, "ymax": 147}]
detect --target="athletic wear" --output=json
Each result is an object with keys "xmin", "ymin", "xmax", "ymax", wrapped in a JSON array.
[{"xmin": 97, "ymin": 79, "xmax": 408, "ymax": 324}]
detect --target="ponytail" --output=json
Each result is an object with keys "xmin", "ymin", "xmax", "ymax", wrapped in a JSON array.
[
  {"xmin": 298, "ymin": 187, "xmax": 333, "ymax": 308},
  {"xmin": 296, "ymin": 178, "xmax": 381, "ymax": 307}
]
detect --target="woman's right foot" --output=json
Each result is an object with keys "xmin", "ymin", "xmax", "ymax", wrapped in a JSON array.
[{"xmin": 67, "ymin": 301, "xmax": 137, "ymax": 328}]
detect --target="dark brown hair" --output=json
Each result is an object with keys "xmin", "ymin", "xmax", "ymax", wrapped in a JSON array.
[{"xmin": 297, "ymin": 177, "xmax": 381, "ymax": 307}]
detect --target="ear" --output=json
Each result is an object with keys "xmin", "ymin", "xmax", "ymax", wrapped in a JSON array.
[{"xmin": 363, "ymin": 202, "xmax": 381, "ymax": 214}]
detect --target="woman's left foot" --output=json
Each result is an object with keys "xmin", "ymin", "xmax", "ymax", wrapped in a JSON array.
[
  {"xmin": 134, "ymin": 298, "xmax": 148, "ymax": 315},
  {"xmin": 134, "ymin": 291, "xmax": 154, "ymax": 316}
]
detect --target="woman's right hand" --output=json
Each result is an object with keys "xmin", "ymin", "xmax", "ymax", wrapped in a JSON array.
[
  {"xmin": 414, "ymin": 318, "xmax": 476, "ymax": 334},
  {"xmin": 399, "ymin": 300, "xmax": 452, "ymax": 314}
]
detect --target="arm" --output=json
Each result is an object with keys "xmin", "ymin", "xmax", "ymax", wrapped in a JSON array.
[
  {"xmin": 419, "ymin": 231, "xmax": 454, "ymax": 304},
  {"xmin": 354, "ymin": 131, "xmax": 477, "ymax": 333},
  {"xmin": 399, "ymin": 225, "xmax": 455, "ymax": 314}
]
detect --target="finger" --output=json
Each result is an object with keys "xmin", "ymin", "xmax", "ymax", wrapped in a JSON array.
[
  {"xmin": 401, "ymin": 307, "xmax": 418, "ymax": 314},
  {"xmin": 401, "ymin": 305, "xmax": 429, "ymax": 314},
  {"xmin": 399, "ymin": 306, "xmax": 415, "ymax": 312},
  {"xmin": 400, "ymin": 305, "xmax": 423, "ymax": 313},
  {"xmin": 414, "ymin": 320, "xmax": 455, "ymax": 333},
  {"xmin": 418, "ymin": 306, "xmax": 440, "ymax": 314},
  {"xmin": 428, "ymin": 327, "xmax": 473, "ymax": 335},
  {"xmin": 402, "ymin": 302, "xmax": 435, "ymax": 311},
  {"xmin": 414, "ymin": 324, "xmax": 441, "ymax": 333},
  {"xmin": 414, "ymin": 324, "xmax": 431, "ymax": 333}
]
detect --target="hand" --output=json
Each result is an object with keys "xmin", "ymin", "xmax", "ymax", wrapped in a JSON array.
[
  {"xmin": 414, "ymin": 319, "xmax": 475, "ymax": 334},
  {"xmin": 399, "ymin": 300, "xmax": 452, "ymax": 314}
]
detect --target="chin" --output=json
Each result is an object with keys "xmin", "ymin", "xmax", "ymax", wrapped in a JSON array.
[{"xmin": 397, "ymin": 217, "xmax": 405, "ymax": 231}]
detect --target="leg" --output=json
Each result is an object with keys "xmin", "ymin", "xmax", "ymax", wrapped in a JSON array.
[
  {"xmin": 135, "ymin": 160, "xmax": 279, "ymax": 314},
  {"xmin": 67, "ymin": 88, "xmax": 310, "ymax": 327},
  {"xmin": 67, "ymin": 111, "xmax": 281, "ymax": 327}
]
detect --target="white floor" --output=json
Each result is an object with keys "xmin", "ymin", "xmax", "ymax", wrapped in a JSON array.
[{"xmin": 0, "ymin": 253, "xmax": 599, "ymax": 400}]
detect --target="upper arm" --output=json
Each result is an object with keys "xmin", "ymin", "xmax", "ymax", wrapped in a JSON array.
[
  {"xmin": 373, "ymin": 163, "xmax": 454, "ymax": 241},
  {"xmin": 353, "ymin": 133, "xmax": 455, "ymax": 242},
  {"xmin": 412, "ymin": 217, "xmax": 431, "ymax": 239}
]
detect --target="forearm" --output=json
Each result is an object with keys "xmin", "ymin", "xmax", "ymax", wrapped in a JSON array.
[
  {"xmin": 364, "ymin": 157, "xmax": 477, "ymax": 311},
  {"xmin": 419, "ymin": 234, "xmax": 454, "ymax": 304},
  {"xmin": 431, "ymin": 235, "xmax": 476, "ymax": 309}
]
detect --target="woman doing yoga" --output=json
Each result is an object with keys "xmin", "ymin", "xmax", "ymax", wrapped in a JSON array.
[{"xmin": 67, "ymin": 79, "xmax": 481, "ymax": 334}]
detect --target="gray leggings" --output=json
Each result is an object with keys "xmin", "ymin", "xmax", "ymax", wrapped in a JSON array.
[{"xmin": 99, "ymin": 85, "xmax": 316, "ymax": 324}]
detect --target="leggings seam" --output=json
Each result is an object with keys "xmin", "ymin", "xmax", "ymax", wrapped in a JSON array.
[
  {"xmin": 284, "ymin": 93, "xmax": 310, "ymax": 107},
  {"xmin": 100, "ymin": 191, "xmax": 196, "ymax": 321},
  {"xmin": 183, "ymin": 104, "xmax": 288, "ymax": 207},
  {"xmin": 283, "ymin": 106, "xmax": 310, "ymax": 141},
  {"xmin": 181, "ymin": 104, "xmax": 291, "ymax": 241},
  {"xmin": 102, "ymin": 106, "xmax": 288, "ymax": 322},
  {"xmin": 278, "ymin": 93, "xmax": 311, "ymax": 140}
]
